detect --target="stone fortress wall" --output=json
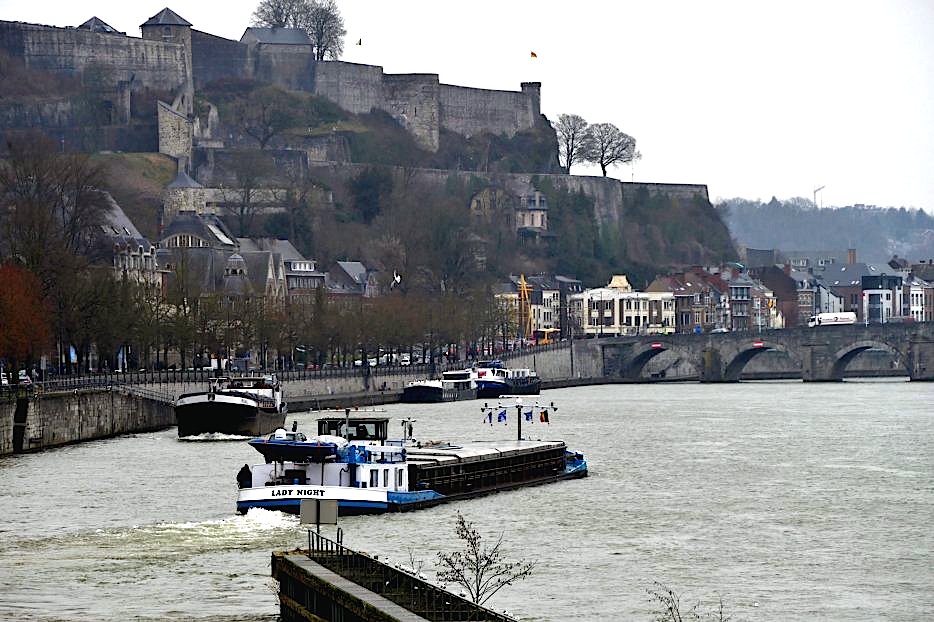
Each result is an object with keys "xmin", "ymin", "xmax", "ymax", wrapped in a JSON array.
[
  {"xmin": 1, "ymin": 16, "xmax": 539, "ymax": 153},
  {"xmin": 0, "ymin": 21, "xmax": 190, "ymax": 99}
]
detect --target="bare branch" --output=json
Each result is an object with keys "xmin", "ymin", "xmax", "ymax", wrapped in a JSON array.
[{"xmin": 436, "ymin": 512, "xmax": 536, "ymax": 606}]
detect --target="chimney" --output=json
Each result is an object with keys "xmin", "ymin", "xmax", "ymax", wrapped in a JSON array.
[
  {"xmin": 783, "ymin": 263, "xmax": 791, "ymax": 276},
  {"xmin": 847, "ymin": 248, "xmax": 856, "ymax": 264}
]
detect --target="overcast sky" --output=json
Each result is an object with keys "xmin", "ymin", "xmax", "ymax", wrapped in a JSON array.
[{"xmin": 4, "ymin": 0, "xmax": 932, "ymax": 211}]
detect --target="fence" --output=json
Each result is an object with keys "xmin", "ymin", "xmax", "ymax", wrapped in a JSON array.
[{"xmin": 301, "ymin": 530, "xmax": 516, "ymax": 622}]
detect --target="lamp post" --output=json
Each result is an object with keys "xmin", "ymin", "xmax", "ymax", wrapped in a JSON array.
[
  {"xmin": 813, "ymin": 185, "xmax": 825, "ymax": 208},
  {"xmin": 515, "ymin": 398, "xmax": 523, "ymax": 441},
  {"xmin": 880, "ymin": 273, "xmax": 887, "ymax": 325}
]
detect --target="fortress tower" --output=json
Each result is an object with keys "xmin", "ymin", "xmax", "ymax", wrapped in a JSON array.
[{"xmin": 141, "ymin": 8, "xmax": 194, "ymax": 115}]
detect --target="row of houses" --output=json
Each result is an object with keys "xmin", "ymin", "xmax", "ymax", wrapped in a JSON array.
[
  {"xmin": 491, "ymin": 250, "xmax": 934, "ymax": 340},
  {"xmin": 97, "ymin": 166, "xmax": 934, "ymax": 340},
  {"xmin": 99, "ymin": 168, "xmax": 378, "ymax": 303}
]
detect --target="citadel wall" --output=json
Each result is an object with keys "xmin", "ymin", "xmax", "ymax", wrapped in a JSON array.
[
  {"xmin": 311, "ymin": 60, "xmax": 384, "ymax": 114},
  {"xmin": 190, "ymin": 29, "xmax": 251, "ymax": 88},
  {"xmin": 0, "ymin": 21, "xmax": 190, "ymax": 96},
  {"xmin": 439, "ymin": 82, "xmax": 537, "ymax": 139},
  {"xmin": 382, "ymin": 74, "xmax": 441, "ymax": 150},
  {"xmin": 2, "ymin": 19, "xmax": 540, "ymax": 154}
]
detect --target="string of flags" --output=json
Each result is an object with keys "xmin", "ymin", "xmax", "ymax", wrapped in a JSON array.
[{"xmin": 481, "ymin": 400, "xmax": 555, "ymax": 426}]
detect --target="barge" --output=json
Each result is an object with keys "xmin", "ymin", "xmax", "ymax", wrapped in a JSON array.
[
  {"xmin": 236, "ymin": 410, "xmax": 586, "ymax": 515},
  {"xmin": 176, "ymin": 374, "xmax": 286, "ymax": 437}
]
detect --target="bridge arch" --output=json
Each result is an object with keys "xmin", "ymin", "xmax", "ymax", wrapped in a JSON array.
[
  {"xmin": 722, "ymin": 339, "xmax": 799, "ymax": 382},
  {"xmin": 621, "ymin": 341, "xmax": 697, "ymax": 380},
  {"xmin": 830, "ymin": 339, "xmax": 910, "ymax": 381}
]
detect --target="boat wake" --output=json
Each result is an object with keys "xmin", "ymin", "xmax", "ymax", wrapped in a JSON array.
[{"xmin": 178, "ymin": 432, "xmax": 252, "ymax": 441}]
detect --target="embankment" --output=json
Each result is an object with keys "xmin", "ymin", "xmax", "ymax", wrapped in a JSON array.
[{"xmin": 0, "ymin": 388, "xmax": 174, "ymax": 456}]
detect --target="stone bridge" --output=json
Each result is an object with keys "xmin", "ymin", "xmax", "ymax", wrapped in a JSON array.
[{"xmin": 596, "ymin": 323, "xmax": 934, "ymax": 382}]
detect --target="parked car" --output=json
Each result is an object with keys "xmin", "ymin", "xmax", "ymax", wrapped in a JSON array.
[{"xmin": 17, "ymin": 370, "xmax": 32, "ymax": 385}]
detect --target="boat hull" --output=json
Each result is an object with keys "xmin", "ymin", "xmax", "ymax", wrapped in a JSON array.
[
  {"xmin": 507, "ymin": 376, "xmax": 541, "ymax": 396},
  {"xmin": 401, "ymin": 385, "xmax": 477, "ymax": 403},
  {"xmin": 475, "ymin": 379, "xmax": 510, "ymax": 399},
  {"xmin": 236, "ymin": 463, "xmax": 587, "ymax": 516},
  {"xmin": 176, "ymin": 395, "xmax": 285, "ymax": 437}
]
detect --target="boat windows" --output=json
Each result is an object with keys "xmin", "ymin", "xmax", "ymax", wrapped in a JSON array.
[
  {"xmin": 383, "ymin": 469, "xmax": 389, "ymax": 488},
  {"xmin": 396, "ymin": 468, "xmax": 403, "ymax": 488},
  {"xmin": 369, "ymin": 470, "xmax": 378, "ymax": 487}
]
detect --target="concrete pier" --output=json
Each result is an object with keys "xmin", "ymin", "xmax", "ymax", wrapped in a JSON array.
[{"xmin": 273, "ymin": 531, "xmax": 516, "ymax": 621}]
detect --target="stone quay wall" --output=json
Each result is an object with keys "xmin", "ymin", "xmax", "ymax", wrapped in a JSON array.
[{"xmin": 0, "ymin": 388, "xmax": 174, "ymax": 456}]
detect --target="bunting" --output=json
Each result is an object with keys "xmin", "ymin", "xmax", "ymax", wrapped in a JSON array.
[{"xmin": 497, "ymin": 409, "xmax": 507, "ymax": 423}]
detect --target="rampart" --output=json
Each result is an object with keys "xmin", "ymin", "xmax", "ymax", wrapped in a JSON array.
[
  {"xmin": 1, "ymin": 18, "xmax": 539, "ymax": 153},
  {"xmin": 439, "ymin": 82, "xmax": 537, "ymax": 139},
  {"xmin": 0, "ymin": 21, "xmax": 190, "ymax": 96}
]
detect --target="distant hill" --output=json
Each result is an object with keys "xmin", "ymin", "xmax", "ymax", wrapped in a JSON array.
[{"xmin": 718, "ymin": 197, "xmax": 934, "ymax": 264}]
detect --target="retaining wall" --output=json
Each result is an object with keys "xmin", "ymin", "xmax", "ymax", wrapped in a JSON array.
[{"xmin": 0, "ymin": 388, "xmax": 174, "ymax": 456}]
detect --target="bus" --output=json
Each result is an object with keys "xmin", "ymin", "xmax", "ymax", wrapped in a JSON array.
[{"xmin": 807, "ymin": 312, "xmax": 857, "ymax": 327}]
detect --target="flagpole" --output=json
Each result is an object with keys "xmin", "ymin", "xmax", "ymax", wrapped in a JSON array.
[{"xmin": 515, "ymin": 398, "xmax": 523, "ymax": 441}]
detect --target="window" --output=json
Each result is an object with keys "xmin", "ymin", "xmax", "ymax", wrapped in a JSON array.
[
  {"xmin": 396, "ymin": 469, "xmax": 403, "ymax": 488},
  {"xmin": 369, "ymin": 470, "xmax": 378, "ymax": 487},
  {"xmin": 383, "ymin": 469, "xmax": 389, "ymax": 488}
]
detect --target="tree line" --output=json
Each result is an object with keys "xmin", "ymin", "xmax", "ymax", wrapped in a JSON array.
[{"xmin": 718, "ymin": 196, "xmax": 934, "ymax": 264}]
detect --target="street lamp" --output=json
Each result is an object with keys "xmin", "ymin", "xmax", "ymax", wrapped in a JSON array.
[
  {"xmin": 880, "ymin": 273, "xmax": 887, "ymax": 325},
  {"xmin": 813, "ymin": 185, "xmax": 825, "ymax": 209}
]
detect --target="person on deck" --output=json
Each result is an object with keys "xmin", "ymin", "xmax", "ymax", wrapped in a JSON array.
[{"xmin": 237, "ymin": 463, "xmax": 252, "ymax": 489}]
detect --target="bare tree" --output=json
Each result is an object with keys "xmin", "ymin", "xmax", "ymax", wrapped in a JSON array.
[
  {"xmin": 647, "ymin": 582, "xmax": 734, "ymax": 622},
  {"xmin": 553, "ymin": 113, "xmax": 590, "ymax": 172},
  {"xmin": 252, "ymin": 0, "xmax": 308, "ymax": 28},
  {"xmin": 583, "ymin": 122, "xmax": 638, "ymax": 177},
  {"xmin": 221, "ymin": 152, "xmax": 276, "ymax": 236},
  {"xmin": 252, "ymin": 0, "xmax": 345, "ymax": 60},
  {"xmin": 307, "ymin": 0, "xmax": 345, "ymax": 61},
  {"xmin": 230, "ymin": 86, "xmax": 298, "ymax": 149},
  {"xmin": 436, "ymin": 512, "xmax": 535, "ymax": 606},
  {"xmin": 0, "ymin": 135, "xmax": 111, "ymax": 296}
]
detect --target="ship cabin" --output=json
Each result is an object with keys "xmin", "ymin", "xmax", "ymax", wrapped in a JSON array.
[{"xmin": 317, "ymin": 415, "xmax": 390, "ymax": 443}]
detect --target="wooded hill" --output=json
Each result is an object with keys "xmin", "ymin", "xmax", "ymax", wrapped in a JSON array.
[{"xmin": 719, "ymin": 196, "xmax": 934, "ymax": 265}]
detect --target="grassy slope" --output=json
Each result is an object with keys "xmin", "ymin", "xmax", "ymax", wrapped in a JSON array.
[{"xmin": 95, "ymin": 153, "xmax": 176, "ymax": 241}]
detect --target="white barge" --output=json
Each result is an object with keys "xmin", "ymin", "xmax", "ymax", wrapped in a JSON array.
[{"xmin": 236, "ymin": 412, "xmax": 587, "ymax": 515}]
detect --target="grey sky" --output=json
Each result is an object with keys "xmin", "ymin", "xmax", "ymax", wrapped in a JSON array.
[{"xmin": 4, "ymin": 0, "xmax": 932, "ymax": 211}]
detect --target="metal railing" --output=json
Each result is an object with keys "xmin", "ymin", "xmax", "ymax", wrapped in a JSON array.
[
  {"xmin": 1, "ymin": 378, "xmax": 174, "ymax": 404},
  {"xmin": 304, "ymin": 530, "xmax": 516, "ymax": 622}
]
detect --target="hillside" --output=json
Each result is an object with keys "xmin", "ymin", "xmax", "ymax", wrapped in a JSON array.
[{"xmin": 719, "ymin": 197, "xmax": 934, "ymax": 264}]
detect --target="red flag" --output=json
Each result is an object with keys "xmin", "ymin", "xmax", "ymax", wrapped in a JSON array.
[{"xmin": 530, "ymin": 51, "xmax": 538, "ymax": 58}]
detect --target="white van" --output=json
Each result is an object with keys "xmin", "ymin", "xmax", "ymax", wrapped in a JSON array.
[{"xmin": 807, "ymin": 312, "xmax": 857, "ymax": 327}]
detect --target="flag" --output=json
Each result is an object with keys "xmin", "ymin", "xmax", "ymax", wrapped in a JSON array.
[
  {"xmin": 530, "ymin": 51, "xmax": 537, "ymax": 58},
  {"xmin": 524, "ymin": 409, "xmax": 533, "ymax": 422},
  {"xmin": 497, "ymin": 410, "xmax": 507, "ymax": 423},
  {"xmin": 540, "ymin": 409, "xmax": 549, "ymax": 424},
  {"xmin": 484, "ymin": 412, "xmax": 493, "ymax": 425},
  {"xmin": 356, "ymin": 38, "xmax": 362, "ymax": 45}
]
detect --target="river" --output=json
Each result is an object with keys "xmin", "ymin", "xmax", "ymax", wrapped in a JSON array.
[{"xmin": 1, "ymin": 380, "xmax": 932, "ymax": 621}]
